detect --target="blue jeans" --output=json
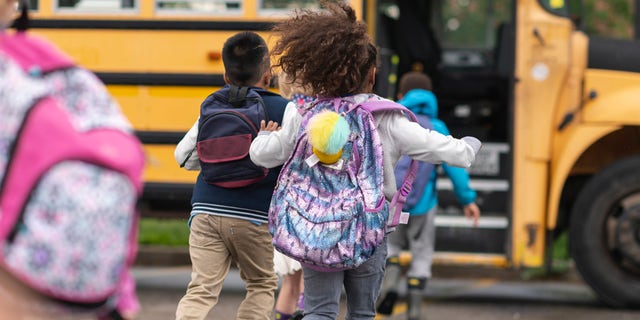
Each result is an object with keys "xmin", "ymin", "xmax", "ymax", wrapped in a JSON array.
[{"xmin": 301, "ymin": 238, "xmax": 387, "ymax": 320}]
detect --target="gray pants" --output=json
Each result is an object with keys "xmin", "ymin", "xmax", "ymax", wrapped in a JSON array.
[
  {"xmin": 301, "ymin": 238, "xmax": 388, "ymax": 320},
  {"xmin": 386, "ymin": 208, "xmax": 437, "ymax": 279}
]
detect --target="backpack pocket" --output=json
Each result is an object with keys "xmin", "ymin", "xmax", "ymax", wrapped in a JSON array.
[
  {"xmin": 2, "ymin": 161, "xmax": 137, "ymax": 303},
  {"xmin": 197, "ymin": 111, "xmax": 267, "ymax": 188},
  {"xmin": 197, "ymin": 133, "xmax": 252, "ymax": 163}
]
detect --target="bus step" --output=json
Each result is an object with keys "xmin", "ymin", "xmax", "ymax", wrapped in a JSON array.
[{"xmin": 399, "ymin": 251, "xmax": 509, "ymax": 268}]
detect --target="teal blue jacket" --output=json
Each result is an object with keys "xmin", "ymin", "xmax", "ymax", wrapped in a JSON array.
[{"xmin": 398, "ymin": 89, "xmax": 477, "ymax": 215}]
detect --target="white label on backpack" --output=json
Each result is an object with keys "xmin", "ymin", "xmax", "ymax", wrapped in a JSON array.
[
  {"xmin": 400, "ymin": 211, "xmax": 410, "ymax": 224},
  {"xmin": 305, "ymin": 154, "xmax": 320, "ymax": 167}
]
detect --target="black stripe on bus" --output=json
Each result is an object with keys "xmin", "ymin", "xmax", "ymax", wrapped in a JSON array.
[
  {"xmin": 96, "ymin": 72, "xmax": 225, "ymax": 86},
  {"xmin": 141, "ymin": 183, "xmax": 193, "ymax": 211},
  {"xmin": 588, "ymin": 36, "xmax": 640, "ymax": 73},
  {"xmin": 28, "ymin": 19, "xmax": 274, "ymax": 31},
  {"xmin": 136, "ymin": 131, "xmax": 187, "ymax": 145}
]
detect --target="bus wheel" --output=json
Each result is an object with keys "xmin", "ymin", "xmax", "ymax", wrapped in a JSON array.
[{"xmin": 570, "ymin": 156, "xmax": 640, "ymax": 309}]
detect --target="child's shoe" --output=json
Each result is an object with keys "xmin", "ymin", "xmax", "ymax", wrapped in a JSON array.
[
  {"xmin": 407, "ymin": 289, "xmax": 422, "ymax": 320},
  {"xmin": 407, "ymin": 277, "xmax": 427, "ymax": 320},
  {"xmin": 291, "ymin": 310, "xmax": 304, "ymax": 320},
  {"xmin": 275, "ymin": 310, "xmax": 292, "ymax": 320}
]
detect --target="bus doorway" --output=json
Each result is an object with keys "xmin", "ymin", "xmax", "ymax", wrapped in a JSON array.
[{"xmin": 375, "ymin": 0, "xmax": 514, "ymax": 259}]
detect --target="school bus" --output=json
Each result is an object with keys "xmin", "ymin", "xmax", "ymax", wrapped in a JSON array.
[{"xmin": 21, "ymin": 0, "xmax": 640, "ymax": 308}]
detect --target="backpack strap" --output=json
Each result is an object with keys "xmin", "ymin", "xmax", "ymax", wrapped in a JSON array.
[
  {"xmin": 228, "ymin": 85, "xmax": 249, "ymax": 107},
  {"xmin": 0, "ymin": 32, "xmax": 75, "ymax": 74},
  {"xmin": 359, "ymin": 99, "xmax": 419, "ymax": 227}
]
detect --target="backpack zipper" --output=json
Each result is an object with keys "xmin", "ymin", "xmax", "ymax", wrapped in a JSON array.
[
  {"xmin": 212, "ymin": 92, "xmax": 270, "ymax": 123},
  {"xmin": 199, "ymin": 110, "xmax": 259, "ymax": 136}
]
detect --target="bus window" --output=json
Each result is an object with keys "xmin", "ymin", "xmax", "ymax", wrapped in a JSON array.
[
  {"xmin": 56, "ymin": 0, "xmax": 136, "ymax": 11},
  {"xmin": 155, "ymin": 0, "xmax": 242, "ymax": 14},
  {"xmin": 258, "ymin": 1, "xmax": 350, "ymax": 17},
  {"xmin": 260, "ymin": 0, "xmax": 324, "ymax": 10},
  {"xmin": 580, "ymin": 0, "xmax": 635, "ymax": 40},
  {"xmin": 437, "ymin": 0, "xmax": 511, "ymax": 51}
]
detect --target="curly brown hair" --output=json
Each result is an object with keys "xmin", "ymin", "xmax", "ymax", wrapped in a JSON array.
[{"xmin": 270, "ymin": 1, "xmax": 377, "ymax": 97}]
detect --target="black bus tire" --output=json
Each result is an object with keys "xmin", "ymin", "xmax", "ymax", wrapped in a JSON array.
[{"xmin": 569, "ymin": 155, "xmax": 640, "ymax": 309}]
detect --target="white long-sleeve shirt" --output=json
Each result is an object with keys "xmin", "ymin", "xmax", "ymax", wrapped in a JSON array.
[
  {"xmin": 249, "ymin": 94, "xmax": 480, "ymax": 201},
  {"xmin": 174, "ymin": 118, "xmax": 200, "ymax": 170}
]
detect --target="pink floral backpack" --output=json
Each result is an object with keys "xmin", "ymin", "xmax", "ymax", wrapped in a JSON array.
[{"xmin": 0, "ymin": 27, "xmax": 144, "ymax": 317}]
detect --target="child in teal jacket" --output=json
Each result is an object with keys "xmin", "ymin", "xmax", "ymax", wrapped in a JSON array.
[{"xmin": 377, "ymin": 71, "xmax": 481, "ymax": 320}]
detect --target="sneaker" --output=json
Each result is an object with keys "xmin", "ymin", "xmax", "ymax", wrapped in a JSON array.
[
  {"xmin": 291, "ymin": 310, "xmax": 304, "ymax": 320},
  {"xmin": 407, "ymin": 289, "xmax": 423, "ymax": 320},
  {"xmin": 376, "ymin": 262, "xmax": 402, "ymax": 315},
  {"xmin": 376, "ymin": 290, "xmax": 398, "ymax": 315}
]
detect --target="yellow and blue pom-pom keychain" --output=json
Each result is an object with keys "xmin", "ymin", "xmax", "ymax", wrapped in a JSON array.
[{"xmin": 306, "ymin": 110, "xmax": 350, "ymax": 165}]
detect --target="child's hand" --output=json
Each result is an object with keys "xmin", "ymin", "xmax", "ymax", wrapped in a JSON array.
[
  {"xmin": 461, "ymin": 136, "xmax": 482, "ymax": 155},
  {"xmin": 463, "ymin": 203, "xmax": 480, "ymax": 227},
  {"xmin": 260, "ymin": 120, "xmax": 280, "ymax": 132}
]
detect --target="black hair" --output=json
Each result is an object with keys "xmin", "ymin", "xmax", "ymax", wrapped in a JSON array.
[
  {"xmin": 14, "ymin": 0, "xmax": 29, "ymax": 32},
  {"xmin": 222, "ymin": 31, "xmax": 269, "ymax": 86}
]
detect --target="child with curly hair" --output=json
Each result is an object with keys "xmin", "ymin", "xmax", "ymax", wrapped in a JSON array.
[{"xmin": 250, "ymin": 2, "xmax": 481, "ymax": 319}]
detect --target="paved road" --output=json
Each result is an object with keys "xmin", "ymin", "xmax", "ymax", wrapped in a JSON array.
[{"xmin": 132, "ymin": 266, "xmax": 640, "ymax": 320}]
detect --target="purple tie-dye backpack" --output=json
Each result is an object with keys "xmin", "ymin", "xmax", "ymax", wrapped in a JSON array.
[
  {"xmin": 0, "ymin": 30, "xmax": 144, "ymax": 316},
  {"xmin": 269, "ymin": 96, "xmax": 418, "ymax": 271}
]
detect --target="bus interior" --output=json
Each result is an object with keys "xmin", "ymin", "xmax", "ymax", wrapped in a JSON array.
[{"xmin": 375, "ymin": 0, "xmax": 513, "ymax": 143}]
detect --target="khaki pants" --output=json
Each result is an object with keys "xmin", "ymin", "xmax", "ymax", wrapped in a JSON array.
[{"xmin": 176, "ymin": 214, "xmax": 277, "ymax": 320}]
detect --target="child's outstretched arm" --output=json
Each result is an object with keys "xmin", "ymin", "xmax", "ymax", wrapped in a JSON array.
[
  {"xmin": 381, "ymin": 112, "xmax": 481, "ymax": 168},
  {"xmin": 250, "ymin": 102, "xmax": 302, "ymax": 168}
]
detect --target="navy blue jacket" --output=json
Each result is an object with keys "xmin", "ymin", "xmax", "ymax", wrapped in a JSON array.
[{"xmin": 188, "ymin": 87, "xmax": 287, "ymax": 223}]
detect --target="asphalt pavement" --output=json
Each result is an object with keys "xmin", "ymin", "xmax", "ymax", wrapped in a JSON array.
[{"xmin": 131, "ymin": 263, "xmax": 610, "ymax": 320}]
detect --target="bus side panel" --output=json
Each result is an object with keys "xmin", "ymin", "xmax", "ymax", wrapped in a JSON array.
[{"xmin": 32, "ymin": 29, "xmax": 275, "ymax": 74}]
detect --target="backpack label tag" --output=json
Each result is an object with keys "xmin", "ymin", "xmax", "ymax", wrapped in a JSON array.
[
  {"xmin": 305, "ymin": 154, "xmax": 320, "ymax": 167},
  {"xmin": 400, "ymin": 211, "xmax": 410, "ymax": 224}
]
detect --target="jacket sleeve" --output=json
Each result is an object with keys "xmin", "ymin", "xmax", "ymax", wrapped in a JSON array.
[
  {"xmin": 174, "ymin": 118, "xmax": 200, "ymax": 170},
  {"xmin": 381, "ymin": 112, "xmax": 479, "ymax": 168},
  {"xmin": 434, "ymin": 119, "xmax": 477, "ymax": 205},
  {"xmin": 250, "ymin": 102, "xmax": 302, "ymax": 168},
  {"xmin": 443, "ymin": 163, "xmax": 477, "ymax": 205}
]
